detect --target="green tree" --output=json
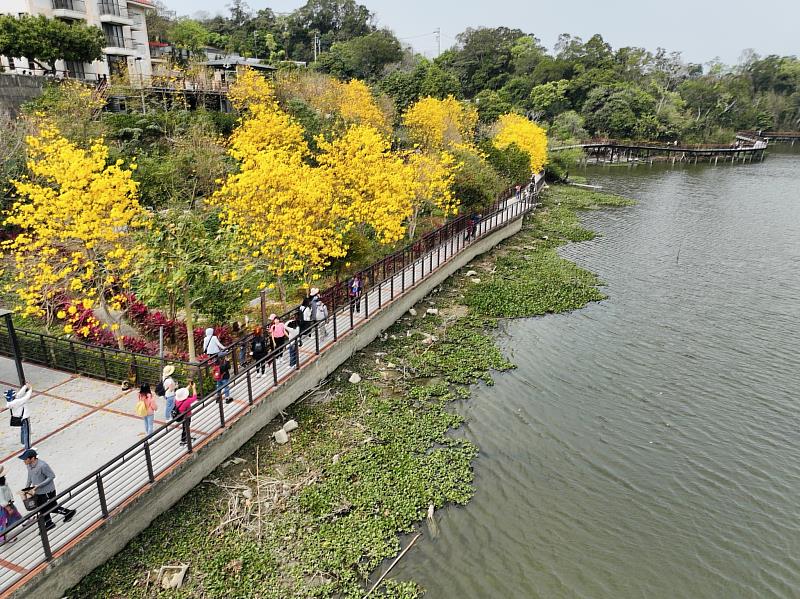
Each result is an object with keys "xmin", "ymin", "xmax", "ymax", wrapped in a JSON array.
[
  {"xmin": 285, "ymin": 0, "xmax": 374, "ymax": 62},
  {"xmin": 528, "ymin": 79, "xmax": 570, "ymax": 118},
  {"xmin": 0, "ymin": 14, "xmax": 104, "ymax": 72},
  {"xmin": 317, "ymin": 29, "xmax": 402, "ymax": 80},
  {"xmin": 474, "ymin": 89, "xmax": 512, "ymax": 123},
  {"xmin": 479, "ymin": 139, "xmax": 531, "ymax": 186},
  {"xmin": 136, "ymin": 209, "xmax": 246, "ymax": 361},
  {"xmin": 379, "ymin": 58, "xmax": 460, "ymax": 115},
  {"xmin": 168, "ymin": 18, "xmax": 209, "ymax": 55},
  {"xmin": 582, "ymin": 84, "xmax": 658, "ymax": 138},
  {"xmin": 448, "ymin": 27, "xmax": 526, "ymax": 96}
]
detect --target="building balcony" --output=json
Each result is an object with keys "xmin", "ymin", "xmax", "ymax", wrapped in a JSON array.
[
  {"xmin": 98, "ymin": 1, "xmax": 133, "ymax": 24},
  {"xmin": 52, "ymin": 0, "xmax": 86, "ymax": 19},
  {"xmin": 103, "ymin": 37, "xmax": 138, "ymax": 56}
]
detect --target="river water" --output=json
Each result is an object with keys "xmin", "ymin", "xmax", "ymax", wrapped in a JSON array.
[{"xmin": 394, "ymin": 151, "xmax": 800, "ymax": 598}]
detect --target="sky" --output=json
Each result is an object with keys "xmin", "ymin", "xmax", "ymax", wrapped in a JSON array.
[{"xmin": 166, "ymin": 0, "xmax": 799, "ymax": 66}]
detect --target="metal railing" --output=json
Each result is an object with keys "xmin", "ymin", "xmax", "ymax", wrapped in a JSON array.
[{"xmin": 0, "ymin": 178, "xmax": 545, "ymax": 595}]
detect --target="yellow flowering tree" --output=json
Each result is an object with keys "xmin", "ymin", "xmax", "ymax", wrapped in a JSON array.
[
  {"xmin": 226, "ymin": 72, "xmax": 309, "ymax": 165},
  {"xmin": 318, "ymin": 79, "xmax": 391, "ymax": 134},
  {"xmin": 228, "ymin": 66, "xmax": 276, "ymax": 112},
  {"xmin": 406, "ymin": 150, "xmax": 458, "ymax": 240},
  {"xmin": 211, "ymin": 149, "xmax": 346, "ymax": 302},
  {"xmin": 402, "ymin": 96, "xmax": 479, "ymax": 151},
  {"xmin": 3, "ymin": 120, "xmax": 145, "ymax": 341},
  {"xmin": 317, "ymin": 124, "xmax": 416, "ymax": 245},
  {"xmin": 492, "ymin": 113, "xmax": 549, "ymax": 174}
]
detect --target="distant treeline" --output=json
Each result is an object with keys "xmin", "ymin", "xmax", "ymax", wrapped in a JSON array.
[{"xmin": 148, "ymin": 0, "xmax": 800, "ymax": 142}]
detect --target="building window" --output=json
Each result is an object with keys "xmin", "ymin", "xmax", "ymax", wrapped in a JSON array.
[
  {"xmin": 102, "ymin": 23, "xmax": 125, "ymax": 48},
  {"xmin": 107, "ymin": 55, "xmax": 126, "ymax": 77},
  {"xmin": 98, "ymin": 0, "xmax": 123, "ymax": 16},
  {"xmin": 65, "ymin": 60, "xmax": 85, "ymax": 79}
]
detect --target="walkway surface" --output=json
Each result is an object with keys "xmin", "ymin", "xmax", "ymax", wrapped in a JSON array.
[{"xmin": 0, "ymin": 184, "xmax": 540, "ymax": 597}]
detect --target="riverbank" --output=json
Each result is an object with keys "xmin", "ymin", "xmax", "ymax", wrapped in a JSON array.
[{"xmin": 68, "ymin": 185, "xmax": 634, "ymax": 598}]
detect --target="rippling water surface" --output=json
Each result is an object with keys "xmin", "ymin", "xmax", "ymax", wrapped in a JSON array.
[{"xmin": 394, "ymin": 152, "xmax": 800, "ymax": 598}]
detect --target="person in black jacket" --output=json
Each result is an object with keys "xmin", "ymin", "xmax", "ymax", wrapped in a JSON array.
[{"xmin": 251, "ymin": 326, "xmax": 268, "ymax": 378}]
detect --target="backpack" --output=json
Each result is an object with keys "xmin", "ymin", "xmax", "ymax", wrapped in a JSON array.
[
  {"xmin": 171, "ymin": 404, "xmax": 182, "ymax": 421},
  {"xmin": 135, "ymin": 399, "xmax": 148, "ymax": 417},
  {"xmin": 212, "ymin": 364, "xmax": 222, "ymax": 381},
  {"xmin": 253, "ymin": 339, "xmax": 264, "ymax": 353},
  {"xmin": 155, "ymin": 380, "xmax": 166, "ymax": 397}
]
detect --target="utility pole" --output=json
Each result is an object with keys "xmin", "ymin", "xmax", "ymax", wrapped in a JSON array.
[
  {"xmin": 313, "ymin": 33, "xmax": 319, "ymax": 61},
  {"xmin": 434, "ymin": 27, "xmax": 441, "ymax": 58}
]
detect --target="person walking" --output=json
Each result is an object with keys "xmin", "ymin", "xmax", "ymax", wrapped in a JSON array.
[
  {"xmin": 300, "ymin": 297, "xmax": 313, "ymax": 339},
  {"xmin": 202, "ymin": 327, "xmax": 226, "ymax": 358},
  {"xmin": 162, "ymin": 365, "xmax": 177, "ymax": 422},
  {"xmin": 175, "ymin": 383, "xmax": 197, "ymax": 445},
  {"xmin": 0, "ymin": 467, "xmax": 22, "ymax": 542},
  {"xmin": 250, "ymin": 326, "xmax": 268, "ymax": 378},
  {"xmin": 19, "ymin": 449, "xmax": 75, "ymax": 531},
  {"xmin": 309, "ymin": 288, "xmax": 329, "ymax": 338},
  {"xmin": 349, "ymin": 274, "xmax": 363, "ymax": 314},
  {"xmin": 285, "ymin": 317, "xmax": 300, "ymax": 368},
  {"xmin": 136, "ymin": 383, "xmax": 157, "ymax": 435},
  {"xmin": 213, "ymin": 355, "xmax": 231, "ymax": 403},
  {"xmin": 269, "ymin": 314, "xmax": 288, "ymax": 361},
  {"xmin": 5, "ymin": 383, "xmax": 33, "ymax": 450}
]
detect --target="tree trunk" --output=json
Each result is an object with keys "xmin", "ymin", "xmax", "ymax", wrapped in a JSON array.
[{"xmin": 183, "ymin": 285, "xmax": 196, "ymax": 362}]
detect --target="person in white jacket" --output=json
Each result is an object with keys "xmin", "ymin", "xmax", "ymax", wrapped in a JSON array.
[{"xmin": 4, "ymin": 383, "xmax": 33, "ymax": 450}]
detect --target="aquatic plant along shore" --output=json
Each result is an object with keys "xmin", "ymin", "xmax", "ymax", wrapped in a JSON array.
[{"xmin": 68, "ymin": 184, "xmax": 633, "ymax": 598}]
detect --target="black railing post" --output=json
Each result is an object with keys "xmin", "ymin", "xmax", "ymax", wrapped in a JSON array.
[
  {"xmin": 144, "ymin": 441, "xmax": 155, "ymax": 483},
  {"xmin": 378, "ymin": 280, "xmax": 382, "ymax": 308},
  {"xmin": 37, "ymin": 513, "xmax": 53, "ymax": 561},
  {"xmin": 69, "ymin": 340, "xmax": 78, "ymax": 373},
  {"xmin": 39, "ymin": 334, "xmax": 48, "ymax": 368},
  {"xmin": 184, "ymin": 419, "xmax": 193, "ymax": 453},
  {"xmin": 332, "ymin": 290, "xmax": 337, "ymax": 340},
  {"xmin": 97, "ymin": 473, "xmax": 109, "ymax": 518},
  {"xmin": 217, "ymin": 393, "xmax": 226, "ymax": 427},
  {"xmin": 100, "ymin": 348, "xmax": 109, "ymax": 381},
  {"xmin": 364, "ymin": 289, "xmax": 369, "ymax": 319},
  {"xmin": 246, "ymin": 369, "xmax": 253, "ymax": 405},
  {"xmin": 295, "ymin": 337, "xmax": 301, "ymax": 370},
  {"xmin": 314, "ymin": 324, "xmax": 320, "ymax": 355},
  {"xmin": 272, "ymin": 352, "xmax": 279, "ymax": 384},
  {"xmin": 349, "ymin": 299, "xmax": 354, "ymax": 330},
  {"xmin": 390, "ymin": 268, "xmax": 394, "ymax": 300}
]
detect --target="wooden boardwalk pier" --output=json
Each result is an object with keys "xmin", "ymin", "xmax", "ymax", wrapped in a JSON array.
[
  {"xmin": 738, "ymin": 130, "xmax": 800, "ymax": 144},
  {"xmin": 553, "ymin": 137, "xmax": 768, "ymax": 165}
]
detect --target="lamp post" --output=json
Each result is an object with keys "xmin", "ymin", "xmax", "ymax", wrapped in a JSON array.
[
  {"xmin": 0, "ymin": 309, "xmax": 25, "ymax": 385},
  {"xmin": 134, "ymin": 56, "xmax": 146, "ymax": 113}
]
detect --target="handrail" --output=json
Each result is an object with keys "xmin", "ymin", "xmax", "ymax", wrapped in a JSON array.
[{"xmin": 0, "ymin": 176, "xmax": 545, "ymax": 595}]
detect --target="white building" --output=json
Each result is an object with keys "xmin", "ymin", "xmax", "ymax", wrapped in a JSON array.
[{"xmin": 0, "ymin": 0, "xmax": 153, "ymax": 82}]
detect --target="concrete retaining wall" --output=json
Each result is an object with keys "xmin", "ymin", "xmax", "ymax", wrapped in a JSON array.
[
  {"xmin": 12, "ymin": 215, "xmax": 525, "ymax": 599},
  {"xmin": 0, "ymin": 75, "xmax": 45, "ymax": 118}
]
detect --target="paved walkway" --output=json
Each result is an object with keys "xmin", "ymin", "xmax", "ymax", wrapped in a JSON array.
[
  {"xmin": 0, "ymin": 186, "xmax": 540, "ymax": 596},
  {"xmin": 0, "ymin": 360, "xmax": 147, "ymax": 504}
]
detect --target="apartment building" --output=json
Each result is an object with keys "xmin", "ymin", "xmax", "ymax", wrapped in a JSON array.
[{"xmin": 0, "ymin": 0, "xmax": 153, "ymax": 81}]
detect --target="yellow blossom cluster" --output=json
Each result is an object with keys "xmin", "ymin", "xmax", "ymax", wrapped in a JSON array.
[
  {"xmin": 2, "ymin": 120, "xmax": 145, "ymax": 330},
  {"xmin": 492, "ymin": 113, "xmax": 549, "ymax": 174},
  {"xmin": 214, "ymin": 70, "xmax": 457, "ymax": 292},
  {"xmin": 402, "ymin": 96, "xmax": 479, "ymax": 151}
]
